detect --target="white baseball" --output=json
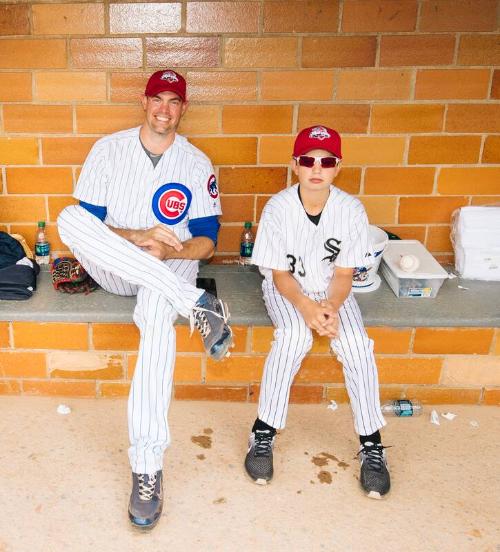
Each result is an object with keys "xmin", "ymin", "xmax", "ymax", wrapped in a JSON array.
[{"xmin": 399, "ymin": 254, "xmax": 420, "ymax": 272}]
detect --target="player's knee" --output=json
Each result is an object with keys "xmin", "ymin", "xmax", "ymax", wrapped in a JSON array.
[{"xmin": 275, "ymin": 327, "xmax": 313, "ymax": 355}]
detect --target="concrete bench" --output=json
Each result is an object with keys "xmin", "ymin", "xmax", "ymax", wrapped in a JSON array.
[{"xmin": 0, "ymin": 264, "xmax": 499, "ymax": 405}]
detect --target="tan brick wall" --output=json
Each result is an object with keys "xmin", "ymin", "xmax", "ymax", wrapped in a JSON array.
[
  {"xmin": 0, "ymin": 322, "xmax": 498, "ymax": 405},
  {"xmin": 0, "ymin": 1, "xmax": 498, "ymax": 260}
]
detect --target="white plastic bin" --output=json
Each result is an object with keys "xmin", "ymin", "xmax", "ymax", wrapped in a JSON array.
[{"xmin": 380, "ymin": 240, "xmax": 449, "ymax": 298}]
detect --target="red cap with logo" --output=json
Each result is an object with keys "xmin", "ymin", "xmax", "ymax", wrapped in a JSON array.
[
  {"xmin": 293, "ymin": 125, "xmax": 342, "ymax": 159},
  {"xmin": 144, "ymin": 69, "xmax": 186, "ymax": 101}
]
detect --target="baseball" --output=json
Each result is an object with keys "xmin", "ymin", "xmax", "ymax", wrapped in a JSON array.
[{"xmin": 399, "ymin": 254, "xmax": 420, "ymax": 272}]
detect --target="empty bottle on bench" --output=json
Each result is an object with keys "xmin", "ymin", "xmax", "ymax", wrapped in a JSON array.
[
  {"xmin": 239, "ymin": 221, "xmax": 254, "ymax": 266},
  {"xmin": 381, "ymin": 399, "xmax": 423, "ymax": 417},
  {"xmin": 35, "ymin": 221, "xmax": 50, "ymax": 265}
]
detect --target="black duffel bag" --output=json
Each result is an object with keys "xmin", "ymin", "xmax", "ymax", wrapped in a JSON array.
[{"xmin": 0, "ymin": 232, "xmax": 40, "ymax": 301}]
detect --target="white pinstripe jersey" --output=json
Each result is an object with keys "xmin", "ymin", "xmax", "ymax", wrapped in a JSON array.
[
  {"xmin": 252, "ymin": 184, "xmax": 373, "ymax": 293},
  {"xmin": 74, "ymin": 127, "xmax": 221, "ymax": 238}
]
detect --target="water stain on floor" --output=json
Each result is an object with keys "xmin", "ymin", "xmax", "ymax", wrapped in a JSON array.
[
  {"xmin": 213, "ymin": 497, "xmax": 226, "ymax": 504},
  {"xmin": 191, "ymin": 435, "xmax": 212, "ymax": 449},
  {"xmin": 203, "ymin": 428, "xmax": 213, "ymax": 435},
  {"xmin": 196, "ymin": 454, "xmax": 206, "ymax": 460},
  {"xmin": 317, "ymin": 471, "xmax": 332, "ymax": 484},
  {"xmin": 312, "ymin": 452, "xmax": 349, "ymax": 470}
]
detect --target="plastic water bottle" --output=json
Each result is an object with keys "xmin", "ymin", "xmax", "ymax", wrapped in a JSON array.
[
  {"xmin": 381, "ymin": 399, "xmax": 423, "ymax": 417},
  {"xmin": 239, "ymin": 221, "xmax": 254, "ymax": 265},
  {"xmin": 35, "ymin": 221, "xmax": 50, "ymax": 265}
]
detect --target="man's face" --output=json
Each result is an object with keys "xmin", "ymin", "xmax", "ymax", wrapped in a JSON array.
[
  {"xmin": 292, "ymin": 148, "xmax": 341, "ymax": 192},
  {"xmin": 141, "ymin": 90, "xmax": 188, "ymax": 137}
]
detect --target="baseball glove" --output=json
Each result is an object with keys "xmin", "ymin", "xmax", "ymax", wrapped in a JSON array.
[{"xmin": 51, "ymin": 257, "xmax": 99, "ymax": 294}]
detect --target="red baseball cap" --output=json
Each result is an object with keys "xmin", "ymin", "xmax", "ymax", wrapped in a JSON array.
[
  {"xmin": 293, "ymin": 125, "xmax": 342, "ymax": 159},
  {"xmin": 144, "ymin": 69, "xmax": 186, "ymax": 101}
]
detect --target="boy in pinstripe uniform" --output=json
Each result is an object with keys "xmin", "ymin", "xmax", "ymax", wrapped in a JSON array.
[
  {"xmin": 57, "ymin": 70, "xmax": 232, "ymax": 529},
  {"xmin": 244, "ymin": 125, "xmax": 390, "ymax": 499}
]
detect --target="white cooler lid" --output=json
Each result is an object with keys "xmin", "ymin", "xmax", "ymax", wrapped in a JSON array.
[{"xmin": 382, "ymin": 240, "xmax": 449, "ymax": 279}]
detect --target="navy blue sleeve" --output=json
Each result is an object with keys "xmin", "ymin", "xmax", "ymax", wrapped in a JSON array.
[
  {"xmin": 188, "ymin": 215, "xmax": 220, "ymax": 245},
  {"xmin": 79, "ymin": 201, "xmax": 107, "ymax": 222}
]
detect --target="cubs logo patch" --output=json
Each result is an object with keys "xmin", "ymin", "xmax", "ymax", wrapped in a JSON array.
[
  {"xmin": 309, "ymin": 126, "xmax": 331, "ymax": 141},
  {"xmin": 207, "ymin": 174, "xmax": 219, "ymax": 199},
  {"xmin": 160, "ymin": 71, "xmax": 179, "ymax": 83},
  {"xmin": 152, "ymin": 183, "xmax": 192, "ymax": 225}
]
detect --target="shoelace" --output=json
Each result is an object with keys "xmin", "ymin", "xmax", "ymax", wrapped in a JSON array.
[
  {"xmin": 189, "ymin": 298, "xmax": 230, "ymax": 338},
  {"xmin": 138, "ymin": 473, "xmax": 157, "ymax": 501},
  {"xmin": 254, "ymin": 430, "xmax": 274, "ymax": 457},
  {"xmin": 358, "ymin": 443, "xmax": 387, "ymax": 473}
]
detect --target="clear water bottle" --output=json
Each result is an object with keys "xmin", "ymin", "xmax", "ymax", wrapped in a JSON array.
[
  {"xmin": 35, "ymin": 221, "xmax": 50, "ymax": 265},
  {"xmin": 381, "ymin": 399, "xmax": 423, "ymax": 417},
  {"xmin": 239, "ymin": 221, "xmax": 254, "ymax": 266}
]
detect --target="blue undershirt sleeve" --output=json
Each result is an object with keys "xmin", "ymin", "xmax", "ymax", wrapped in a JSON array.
[
  {"xmin": 188, "ymin": 215, "xmax": 220, "ymax": 245},
  {"xmin": 79, "ymin": 201, "xmax": 107, "ymax": 222}
]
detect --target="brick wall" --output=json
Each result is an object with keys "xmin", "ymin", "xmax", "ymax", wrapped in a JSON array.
[
  {"xmin": 0, "ymin": 322, "xmax": 499, "ymax": 404},
  {"xmin": 0, "ymin": 0, "xmax": 499, "ymax": 261}
]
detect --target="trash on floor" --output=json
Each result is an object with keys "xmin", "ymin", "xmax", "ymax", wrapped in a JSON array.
[
  {"xmin": 441, "ymin": 412, "xmax": 457, "ymax": 420},
  {"xmin": 56, "ymin": 404, "xmax": 71, "ymax": 415},
  {"xmin": 470, "ymin": 420, "xmax": 480, "ymax": 428},
  {"xmin": 327, "ymin": 400, "xmax": 338, "ymax": 411},
  {"xmin": 430, "ymin": 409, "xmax": 440, "ymax": 425}
]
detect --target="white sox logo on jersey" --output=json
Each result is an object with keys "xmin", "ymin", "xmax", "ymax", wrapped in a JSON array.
[
  {"xmin": 309, "ymin": 126, "xmax": 331, "ymax": 141},
  {"xmin": 322, "ymin": 238, "xmax": 341, "ymax": 263},
  {"xmin": 207, "ymin": 174, "xmax": 219, "ymax": 199},
  {"xmin": 160, "ymin": 71, "xmax": 179, "ymax": 83},
  {"xmin": 152, "ymin": 183, "xmax": 192, "ymax": 225}
]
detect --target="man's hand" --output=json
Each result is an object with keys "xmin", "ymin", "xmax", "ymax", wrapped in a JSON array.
[
  {"xmin": 298, "ymin": 297, "xmax": 339, "ymax": 338},
  {"xmin": 140, "ymin": 239, "xmax": 173, "ymax": 260},
  {"xmin": 133, "ymin": 224, "xmax": 183, "ymax": 252}
]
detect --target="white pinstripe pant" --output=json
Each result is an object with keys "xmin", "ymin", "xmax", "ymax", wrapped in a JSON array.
[
  {"xmin": 58, "ymin": 205, "xmax": 203, "ymax": 474},
  {"xmin": 258, "ymin": 278, "xmax": 386, "ymax": 436}
]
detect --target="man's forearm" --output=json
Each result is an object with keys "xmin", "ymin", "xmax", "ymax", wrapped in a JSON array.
[
  {"xmin": 162, "ymin": 236, "xmax": 215, "ymax": 260},
  {"xmin": 108, "ymin": 226, "xmax": 142, "ymax": 245},
  {"xmin": 108, "ymin": 226, "xmax": 215, "ymax": 260}
]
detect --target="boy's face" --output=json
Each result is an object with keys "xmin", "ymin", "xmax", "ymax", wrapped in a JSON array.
[{"xmin": 292, "ymin": 148, "xmax": 341, "ymax": 192}]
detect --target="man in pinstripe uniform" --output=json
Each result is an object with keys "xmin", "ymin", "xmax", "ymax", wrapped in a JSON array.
[
  {"xmin": 57, "ymin": 70, "xmax": 232, "ymax": 529},
  {"xmin": 244, "ymin": 125, "xmax": 390, "ymax": 499}
]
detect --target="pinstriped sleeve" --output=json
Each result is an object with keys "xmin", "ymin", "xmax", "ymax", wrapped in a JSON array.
[
  {"xmin": 188, "ymin": 159, "xmax": 222, "ymax": 219},
  {"xmin": 251, "ymin": 201, "xmax": 289, "ymax": 272},
  {"xmin": 335, "ymin": 206, "xmax": 374, "ymax": 269},
  {"xmin": 74, "ymin": 142, "xmax": 109, "ymax": 207}
]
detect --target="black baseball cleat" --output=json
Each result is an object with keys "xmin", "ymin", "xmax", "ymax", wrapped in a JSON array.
[
  {"xmin": 128, "ymin": 470, "xmax": 163, "ymax": 530},
  {"xmin": 191, "ymin": 291, "xmax": 233, "ymax": 360},
  {"xmin": 244, "ymin": 429, "xmax": 276, "ymax": 485},
  {"xmin": 358, "ymin": 442, "xmax": 391, "ymax": 499}
]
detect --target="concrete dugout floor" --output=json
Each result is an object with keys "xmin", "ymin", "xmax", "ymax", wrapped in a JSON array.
[{"xmin": 1, "ymin": 398, "xmax": 499, "ymax": 552}]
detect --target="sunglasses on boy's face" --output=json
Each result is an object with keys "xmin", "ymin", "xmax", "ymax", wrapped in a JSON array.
[{"xmin": 294, "ymin": 155, "xmax": 340, "ymax": 168}]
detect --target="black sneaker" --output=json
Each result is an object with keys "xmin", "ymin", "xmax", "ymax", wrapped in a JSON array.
[
  {"xmin": 128, "ymin": 470, "xmax": 163, "ymax": 529},
  {"xmin": 244, "ymin": 429, "xmax": 276, "ymax": 485},
  {"xmin": 358, "ymin": 442, "xmax": 390, "ymax": 499},
  {"xmin": 191, "ymin": 291, "xmax": 233, "ymax": 360}
]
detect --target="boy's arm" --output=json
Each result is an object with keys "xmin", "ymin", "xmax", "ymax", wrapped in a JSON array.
[
  {"xmin": 320, "ymin": 267, "xmax": 354, "ymax": 336},
  {"xmin": 326, "ymin": 267, "xmax": 354, "ymax": 311},
  {"xmin": 272, "ymin": 270, "xmax": 338, "ymax": 338}
]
